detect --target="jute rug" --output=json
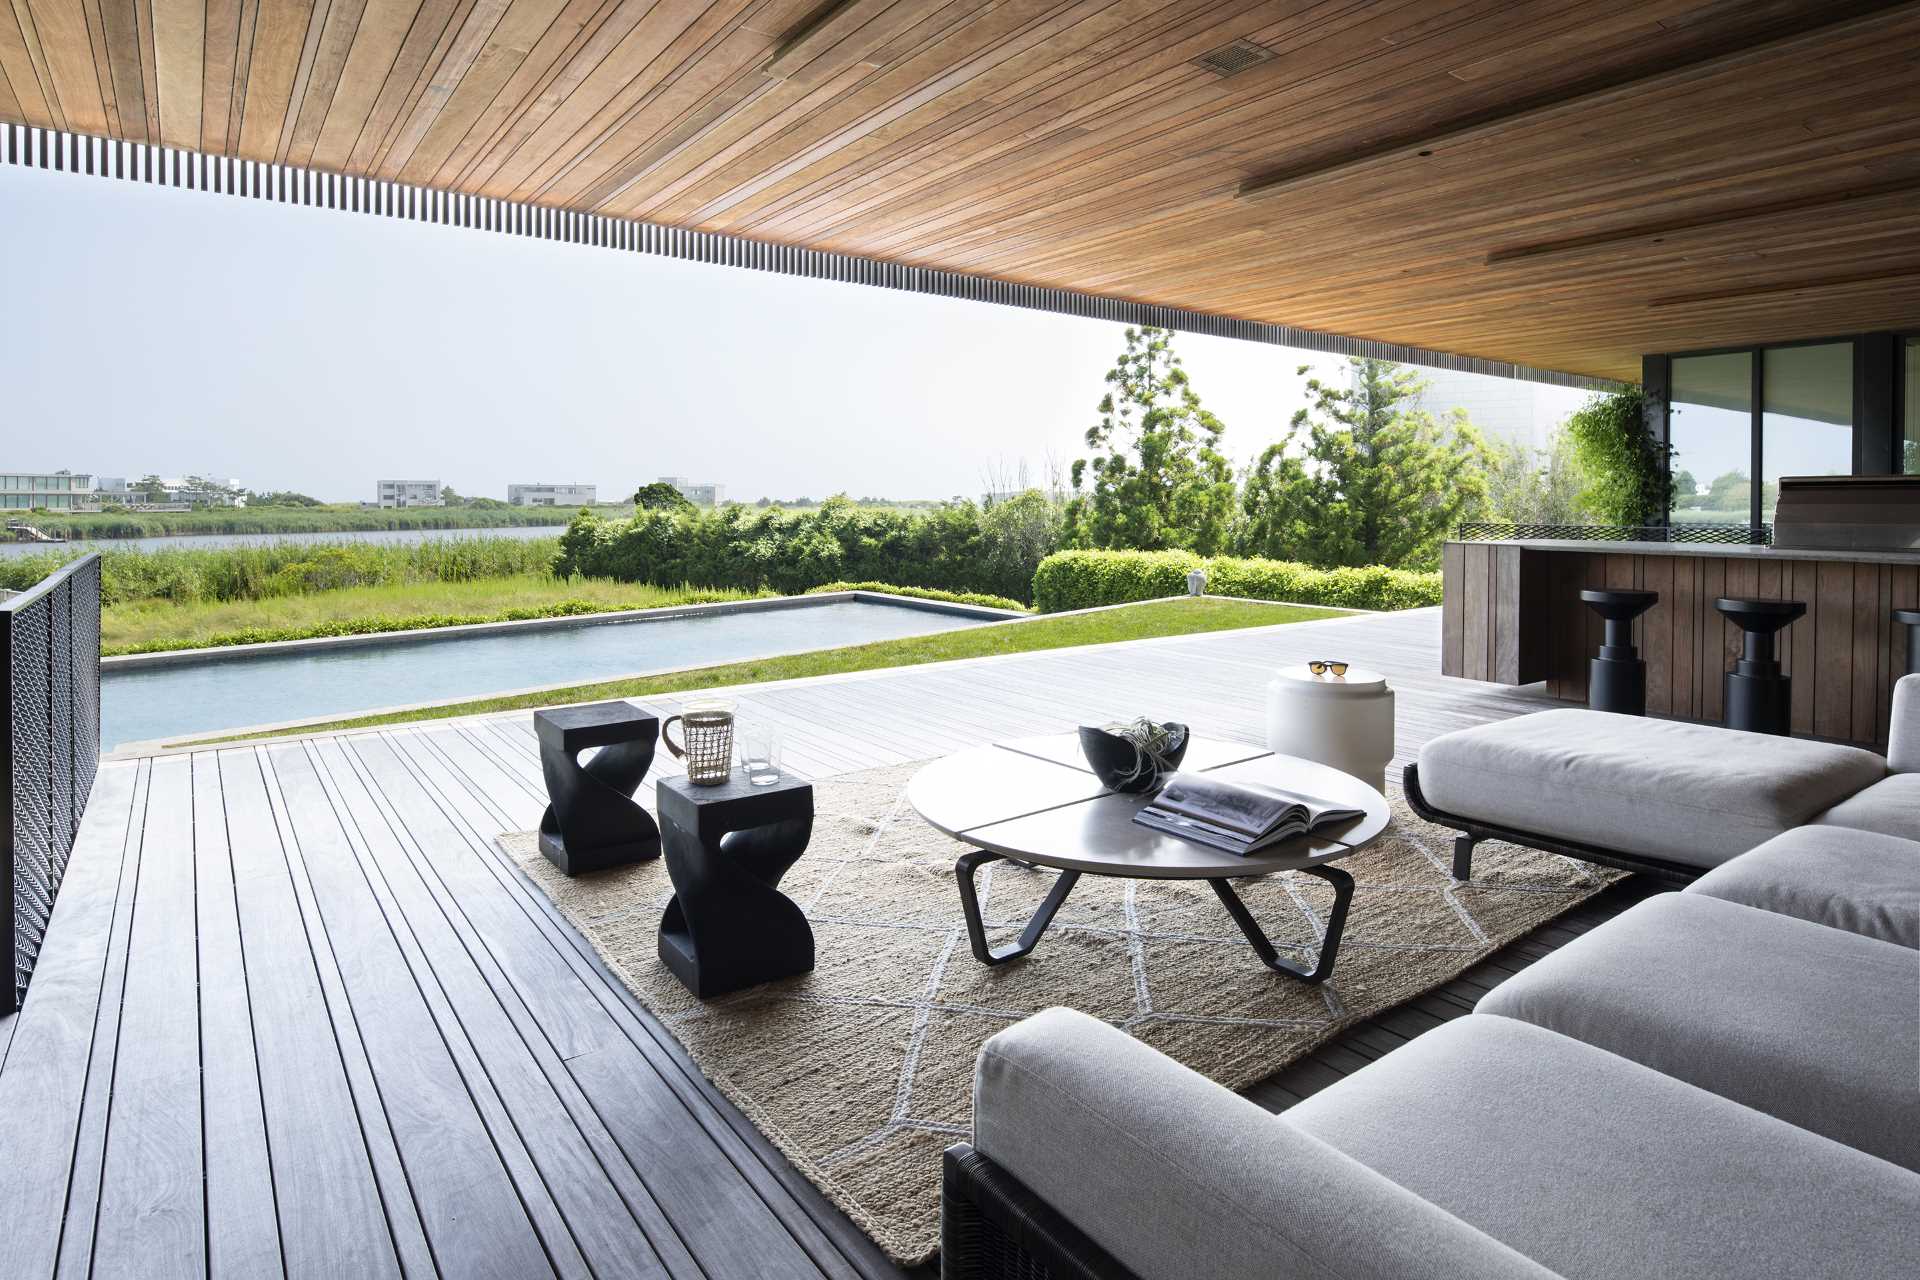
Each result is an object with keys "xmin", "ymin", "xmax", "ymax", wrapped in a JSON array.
[{"xmin": 499, "ymin": 761, "xmax": 1620, "ymax": 1265}]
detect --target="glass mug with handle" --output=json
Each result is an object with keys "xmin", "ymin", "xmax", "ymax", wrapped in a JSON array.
[{"xmin": 662, "ymin": 699, "xmax": 735, "ymax": 785}]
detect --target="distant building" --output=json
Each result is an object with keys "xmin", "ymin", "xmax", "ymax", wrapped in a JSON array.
[
  {"xmin": 508, "ymin": 483, "xmax": 597, "ymax": 507},
  {"xmin": 377, "ymin": 479, "xmax": 444, "ymax": 508},
  {"xmin": 659, "ymin": 476, "xmax": 725, "ymax": 507},
  {"xmin": 1, "ymin": 470, "xmax": 94, "ymax": 511}
]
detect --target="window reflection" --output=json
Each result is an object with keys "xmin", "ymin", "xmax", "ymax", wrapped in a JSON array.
[
  {"xmin": 1670, "ymin": 352, "xmax": 1753, "ymax": 526},
  {"xmin": 1761, "ymin": 344, "xmax": 1853, "ymax": 523}
]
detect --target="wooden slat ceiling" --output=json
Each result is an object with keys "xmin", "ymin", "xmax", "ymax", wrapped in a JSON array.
[{"xmin": 3, "ymin": 0, "xmax": 1917, "ymax": 381}]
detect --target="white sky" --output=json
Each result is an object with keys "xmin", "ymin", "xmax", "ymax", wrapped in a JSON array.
[{"xmin": 1, "ymin": 161, "xmax": 1537, "ymax": 503}]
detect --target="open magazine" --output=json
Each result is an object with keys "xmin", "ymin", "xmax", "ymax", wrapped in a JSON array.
[{"xmin": 1133, "ymin": 773, "xmax": 1364, "ymax": 856}]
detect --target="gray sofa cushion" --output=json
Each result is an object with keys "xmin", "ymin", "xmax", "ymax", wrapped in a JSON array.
[
  {"xmin": 1476, "ymin": 893, "xmax": 1920, "ymax": 1171},
  {"xmin": 1288, "ymin": 1014, "xmax": 1920, "ymax": 1280},
  {"xmin": 973, "ymin": 1007, "xmax": 1558, "ymax": 1280},
  {"xmin": 1890, "ymin": 673, "xmax": 1918, "ymax": 773},
  {"xmin": 1416, "ymin": 708, "xmax": 1885, "ymax": 868},
  {"xmin": 1686, "ymin": 825, "xmax": 1920, "ymax": 947},
  {"xmin": 1811, "ymin": 772, "xmax": 1920, "ymax": 842}
]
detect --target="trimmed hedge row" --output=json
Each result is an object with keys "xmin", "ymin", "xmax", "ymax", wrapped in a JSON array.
[
  {"xmin": 804, "ymin": 582, "xmax": 1028, "ymax": 612},
  {"xmin": 1030, "ymin": 550, "xmax": 1441, "ymax": 614}
]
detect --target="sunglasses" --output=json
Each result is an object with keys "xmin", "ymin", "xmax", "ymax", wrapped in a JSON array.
[{"xmin": 1307, "ymin": 660, "xmax": 1350, "ymax": 676}]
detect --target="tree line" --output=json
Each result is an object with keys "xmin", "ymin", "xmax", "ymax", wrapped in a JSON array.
[{"xmin": 1060, "ymin": 327, "xmax": 1662, "ymax": 572}]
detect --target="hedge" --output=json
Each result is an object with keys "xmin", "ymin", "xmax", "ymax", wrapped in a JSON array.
[
  {"xmin": 1030, "ymin": 550, "xmax": 1441, "ymax": 613},
  {"xmin": 804, "ymin": 582, "xmax": 1029, "ymax": 612},
  {"xmin": 553, "ymin": 498, "xmax": 1052, "ymax": 603}
]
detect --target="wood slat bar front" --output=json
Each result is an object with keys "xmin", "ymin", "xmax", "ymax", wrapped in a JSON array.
[{"xmin": 1440, "ymin": 540, "xmax": 1920, "ymax": 749}]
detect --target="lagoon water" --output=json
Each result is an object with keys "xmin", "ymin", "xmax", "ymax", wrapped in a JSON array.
[
  {"xmin": 0, "ymin": 522, "xmax": 567, "ymax": 558},
  {"xmin": 102, "ymin": 599, "xmax": 987, "ymax": 750}
]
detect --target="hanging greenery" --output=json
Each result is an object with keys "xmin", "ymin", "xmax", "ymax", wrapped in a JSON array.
[{"xmin": 1564, "ymin": 386, "xmax": 1671, "ymax": 527}]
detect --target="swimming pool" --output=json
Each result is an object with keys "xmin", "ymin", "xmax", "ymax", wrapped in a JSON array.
[{"xmin": 102, "ymin": 598, "xmax": 996, "ymax": 750}]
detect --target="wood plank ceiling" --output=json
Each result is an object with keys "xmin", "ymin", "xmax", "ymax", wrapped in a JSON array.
[{"xmin": 2, "ymin": 0, "xmax": 1917, "ymax": 381}]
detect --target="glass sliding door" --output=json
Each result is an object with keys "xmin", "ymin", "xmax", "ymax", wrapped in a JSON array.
[
  {"xmin": 1760, "ymin": 342, "xmax": 1853, "ymax": 523},
  {"xmin": 1669, "ymin": 351, "xmax": 1754, "ymax": 525},
  {"xmin": 1905, "ymin": 337, "xmax": 1918, "ymax": 474}
]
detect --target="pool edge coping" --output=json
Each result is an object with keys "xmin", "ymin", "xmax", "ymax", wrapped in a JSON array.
[{"xmin": 101, "ymin": 590, "xmax": 1030, "ymax": 670}]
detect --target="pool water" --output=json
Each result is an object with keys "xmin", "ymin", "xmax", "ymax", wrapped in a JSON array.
[{"xmin": 103, "ymin": 600, "xmax": 990, "ymax": 750}]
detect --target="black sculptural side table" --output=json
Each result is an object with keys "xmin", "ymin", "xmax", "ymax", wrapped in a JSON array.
[
  {"xmin": 657, "ymin": 772, "xmax": 814, "ymax": 998},
  {"xmin": 535, "ymin": 702, "xmax": 661, "ymax": 875}
]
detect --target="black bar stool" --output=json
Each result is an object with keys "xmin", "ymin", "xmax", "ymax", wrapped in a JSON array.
[
  {"xmin": 1896, "ymin": 609, "xmax": 1920, "ymax": 677},
  {"xmin": 1715, "ymin": 597, "xmax": 1806, "ymax": 735},
  {"xmin": 1579, "ymin": 588, "xmax": 1659, "ymax": 715}
]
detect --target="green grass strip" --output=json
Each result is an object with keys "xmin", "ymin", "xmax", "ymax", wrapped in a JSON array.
[{"xmin": 180, "ymin": 597, "xmax": 1339, "ymax": 747}]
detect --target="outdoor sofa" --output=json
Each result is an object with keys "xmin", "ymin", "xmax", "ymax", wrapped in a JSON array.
[
  {"xmin": 943, "ymin": 678, "xmax": 1920, "ymax": 1279},
  {"xmin": 1405, "ymin": 672, "xmax": 1920, "ymax": 880}
]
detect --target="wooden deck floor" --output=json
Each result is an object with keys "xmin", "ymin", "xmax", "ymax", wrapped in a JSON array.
[{"xmin": 0, "ymin": 607, "xmax": 1635, "ymax": 1279}]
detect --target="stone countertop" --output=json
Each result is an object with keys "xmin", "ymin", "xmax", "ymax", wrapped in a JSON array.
[{"xmin": 1452, "ymin": 538, "xmax": 1920, "ymax": 566}]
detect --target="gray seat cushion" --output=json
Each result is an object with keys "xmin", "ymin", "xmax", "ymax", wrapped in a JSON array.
[
  {"xmin": 1288, "ymin": 1014, "xmax": 1920, "ymax": 1280},
  {"xmin": 1417, "ymin": 708, "xmax": 1885, "ymax": 868},
  {"xmin": 1686, "ymin": 825, "xmax": 1920, "ymax": 947},
  {"xmin": 1476, "ymin": 894, "xmax": 1920, "ymax": 1171},
  {"xmin": 1811, "ymin": 772, "xmax": 1920, "ymax": 842},
  {"xmin": 973, "ymin": 1008, "xmax": 1557, "ymax": 1280}
]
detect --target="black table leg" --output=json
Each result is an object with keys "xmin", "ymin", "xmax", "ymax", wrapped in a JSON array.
[
  {"xmin": 1208, "ymin": 865, "xmax": 1355, "ymax": 984},
  {"xmin": 658, "ymin": 812, "xmax": 814, "ymax": 998},
  {"xmin": 955, "ymin": 850, "xmax": 1081, "ymax": 966},
  {"xmin": 538, "ymin": 731, "xmax": 660, "ymax": 873}
]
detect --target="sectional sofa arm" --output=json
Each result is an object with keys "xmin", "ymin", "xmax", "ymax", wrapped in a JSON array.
[
  {"xmin": 1890, "ymin": 674, "xmax": 1918, "ymax": 773},
  {"xmin": 968, "ymin": 1008, "xmax": 1560, "ymax": 1280}
]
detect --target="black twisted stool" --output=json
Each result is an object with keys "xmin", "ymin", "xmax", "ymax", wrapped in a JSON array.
[
  {"xmin": 1579, "ymin": 588, "xmax": 1659, "ymax": 715},
  {"xmin": 657, "ymin": 773, "xmax": 815, "ymax": 998},
  {"xmin": 535, "ymin": 701, "xmax": 661, "ymax": 874},
  {"xmin": 1714, "ymin": 597, "xmax": 1806, "ymax": 735}
]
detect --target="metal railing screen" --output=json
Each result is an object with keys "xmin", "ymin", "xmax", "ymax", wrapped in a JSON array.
[
  {"xmin": 1454, "ymin": 522, "xmax": 1771, "ymax": 546},
  {"xmin": 2, "ymin": 554, "xmax": 101, "ymax": 1013}
]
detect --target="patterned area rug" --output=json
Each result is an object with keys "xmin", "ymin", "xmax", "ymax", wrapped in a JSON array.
[{"xmin": 499, "ymin": 761, "xmax": 1620, "ymax": 1265}]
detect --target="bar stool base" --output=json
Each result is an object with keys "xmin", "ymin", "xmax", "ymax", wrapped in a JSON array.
[{"xmin": 1724, "ymin": 671, "xmax": 1793, "ymax": 736}]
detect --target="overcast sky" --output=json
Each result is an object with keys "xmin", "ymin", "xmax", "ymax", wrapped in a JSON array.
[{"xmin": 0, "ymin": 162, "xmax": 1372, "ymax": 504}]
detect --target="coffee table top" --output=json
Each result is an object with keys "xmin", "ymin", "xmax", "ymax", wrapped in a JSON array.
[{"xmin": 907, "ymin": 734, "xmax": 1390, "ymax": 880}]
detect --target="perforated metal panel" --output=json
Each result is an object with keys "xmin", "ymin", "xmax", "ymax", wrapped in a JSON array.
[
  {"xmin": 1454, "ymin": 522, "xmax": 1770, "ymax": 546},
  {"xmin": 3, "ymin": 554, "xmax": 102, "ymax": 1012}
]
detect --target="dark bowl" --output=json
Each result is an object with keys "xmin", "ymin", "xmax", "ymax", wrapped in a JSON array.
[{"xmin": 1077, "ymin": 722, "xmax": 1189, "ymax": 793}]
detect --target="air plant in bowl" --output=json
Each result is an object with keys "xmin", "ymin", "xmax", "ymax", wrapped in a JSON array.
[{"xmin": 1078, "ymin": 718, "xmax": 1189, "ymax": 793}]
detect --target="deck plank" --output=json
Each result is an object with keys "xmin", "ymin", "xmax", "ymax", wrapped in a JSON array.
[
  {"xmin": 266, "ymin": 741, "xmax": 564, "ymax": 1278},
  {"xmin": 349, "ymin": 730, "xmax": 866, "ymax": 1279},
  {"xmin": 0, "ymin": 761, "xmax": 140, "ymax": 1280},
  {"xmin": 309, "ymin": 735, "xmax": 694, "ymax": 1280},
  {"xmin": 190, "ymin": 751, "xmax": 283, "ymax": 1278},
  {"xmin": 217, "ymin": 748, "xmax": 414, "ymax": 1279},
  {"xmin": 91, "ymin": 755, "xmax": 205, "ymax": 1278}
]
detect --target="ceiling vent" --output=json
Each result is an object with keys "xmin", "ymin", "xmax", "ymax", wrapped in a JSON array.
[{"xmin": 1192, "ymin": 39, "xmax": 1275, "ymax": 78}]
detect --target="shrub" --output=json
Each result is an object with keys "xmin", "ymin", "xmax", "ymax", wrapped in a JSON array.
[
  {"xmin": 1030, "ymin": 549, "xmax": 1440, "ymax": 613},
  {"xmin": 553, "ymin": 497, "xmax": 1053, "ymax": 603},
  {"xmin": 804, "ymin": 582, "xmax": 1028, "ymax": 612}
]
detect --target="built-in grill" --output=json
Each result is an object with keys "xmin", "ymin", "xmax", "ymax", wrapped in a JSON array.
[{"xmin": 1771, "ymin": 475, "xmax": 1920, "ymax": 552}]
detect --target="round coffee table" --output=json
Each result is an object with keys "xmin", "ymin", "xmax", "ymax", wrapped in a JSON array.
[{"xmin": 907, "ymin": 734, "xmax": 1391, "ymax": 984}]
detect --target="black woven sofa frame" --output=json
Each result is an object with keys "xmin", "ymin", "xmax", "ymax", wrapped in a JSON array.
[
  {"xmin": 942, "ymin": 1144, "xmax": 1143, "ymax": 1280},
  {"xmin": 1401, "ymin": 763, "xmax": 1701, "ymax": 886}
]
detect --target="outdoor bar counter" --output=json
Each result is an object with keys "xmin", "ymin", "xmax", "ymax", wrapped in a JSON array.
[{"xmin": 1441, "ymin": 536, "xmax": 1920, "ymax": 750}]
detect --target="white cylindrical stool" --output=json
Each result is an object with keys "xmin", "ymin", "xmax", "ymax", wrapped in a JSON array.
[{"xmin": 1265, "ymin": 665, "xmax": 1395, "ymax": 794}]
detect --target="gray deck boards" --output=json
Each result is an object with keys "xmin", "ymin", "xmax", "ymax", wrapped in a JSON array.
[{"xmin": 0, "ymin": 606, "xmax": 1636, "ymax": 1279}]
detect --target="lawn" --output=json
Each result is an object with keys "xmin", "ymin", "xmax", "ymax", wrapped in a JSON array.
[
  {"xmin": 186, "ymin": 597, "xmax": 1344, "ymax": 745},
  {"xmin": 103, "ymin": 575, "xmax": 768, "ymax": 654}
]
